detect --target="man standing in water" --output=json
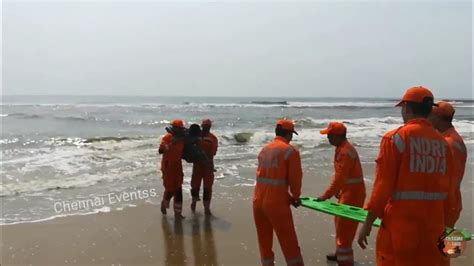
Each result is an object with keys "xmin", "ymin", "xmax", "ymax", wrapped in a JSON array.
[
  {"xmin": 159, "ymin": 119, "xmax": 186, "ymax": 219},
  {"xmin": 317, "ymin": 122, "xmax": 366, "ymax": 266},
  {"xmin": 358, "ymin": 86, "xmax": 454, "ymax": 266},
  {"xmin": 253, "ymin": 119, "xmax": 304, "ymax": 266},
  {"xmin": 190, "ymin": 119, "xmax": 218, "ymax": 215}
]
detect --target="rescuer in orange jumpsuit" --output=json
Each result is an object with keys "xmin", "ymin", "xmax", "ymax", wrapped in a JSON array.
[
  {"xmin": 190, "ymin": 118, "xmax": 218, "ymax": 215},
  {"xmin": 428, "ymin": 101, "xmax": 467, "ymax": 266},
  {"xmin": 253, "ymin": 119, "xmax": 304, "ymax": 266},
  {"xmin": 159, "ymin": 119, "xmax": 186, "ymax": 219},
  {"xmin": 358, "ymin": 86, "xmax": 455, "ymax": 266},
  {"xmin": 429, "ymin": 101, "xmax": 467, "ymax": 227},
  {"xmin": 317, "ymin": 122, "xmax": 366, "ymax": 266}
]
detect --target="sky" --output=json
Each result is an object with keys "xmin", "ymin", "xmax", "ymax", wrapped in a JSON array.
[{"xmin": 2, "ymin": 0, "xmax": 472, "ymax": 98}]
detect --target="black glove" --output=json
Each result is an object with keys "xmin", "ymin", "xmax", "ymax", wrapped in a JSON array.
[{"xmin": 290, "ymin": 197, "xmax": 301, "ymax": 208}]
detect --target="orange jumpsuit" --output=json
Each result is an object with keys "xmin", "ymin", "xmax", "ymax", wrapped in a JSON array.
[
  {"xmin": 159, "ymin": 132, "xmax": 185, "ymax": 214},
  {"xmin": 441, "ymin": 127, "xmax": 467, "ymax": 266},
  {"xmin": 191, "ymin": 132, "xmax": 218, "ymax": 207},
  {"xmin": 365, "ymin": 119, "xmax": 454, "ymax": 266},
  {"xmin": 442, "ymin": 127, "xmax": 467, "ymax": 227},
  {"xmin": 253, "ymin": 136, "xmax": 304, "ymax": 266},
  {"xmin": 322, "ymin": 139, "xmax": 366, "ymax": 266}
]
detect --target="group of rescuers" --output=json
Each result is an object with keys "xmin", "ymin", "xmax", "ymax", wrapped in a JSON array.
[{"xmin": 158, "ymin": 86, "xmax": 467, "ymax": 266}]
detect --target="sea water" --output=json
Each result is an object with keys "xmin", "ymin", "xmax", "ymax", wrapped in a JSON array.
[{"xmin": 1, "ymin": 95, "xmax": 472, "ymax": 224}]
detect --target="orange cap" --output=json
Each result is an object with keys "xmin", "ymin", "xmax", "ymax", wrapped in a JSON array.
[
  {"xmin": 432, "ymin": 101, "xmax": 455, "ymax": 118},
  {"xmin": 202, "ymin": 118, "xmax": 212, "ymax": 126},
  {"xmin": 395, "ymin": 86, "xmax": 436, "ymax": 107},
  {"xmin": 276, "ymin": 119, "xmax": 298, "ymax": 135},
  {"xmin": 320, "ymin": 122, "xmax": 347, "ymax": 135},
  {"xmin": 171, "ymin": 119, "xmax": 185, "ymax": 128}
]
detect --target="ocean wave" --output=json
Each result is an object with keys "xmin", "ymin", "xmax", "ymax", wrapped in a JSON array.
[
  {"xmin": 0, "ymin": 165, "xmax": 158, "ymax": 198},
  {"xmin": 178, "ymin": 101, "xmax": 395, "ymax": 109},
  {"xmin": 250, "ymin": 100, "xmax": 288, "ymax": 105},
  {"xmin": 0, "ymin": 138, "xmax": 20, "ymax": 145},
  {"xmin": 54, "ymin": 116, "xmax": 172, "ymax": 127},
  {"xmin": 295, "ymin": 116, "xmax": 402, "ymax": 129},
  {"xmin": 216, "ymin": 117, "xmax": 404, "ymax": 146},
  {"xmin": 84, "ymin": 136, "xmax": 132, "ymax": 144},
  {"xmin": 8, "ymin": 113, "xmax": 42, "ymax": 119},
  {"xmin": 46, "ymin": 135, "xmax": 153, "ymax": 146},
  {"xmin": 124, "ymin": 119, "xmax": 170, "ymax": 126},
  {"xmin": 288, "ymin": 101, "xmax": 394, "ymax": 108},
  {"xmin": 53, "ymin": 115, "xmax": 112, "ymax": 123},
  {"xmin": 0, "ymin": 206, "xmax": 112, "ymax": 226}
]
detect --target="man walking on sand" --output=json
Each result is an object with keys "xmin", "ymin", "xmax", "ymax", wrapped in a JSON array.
[
  {"xmin": 317, "ymin": 122, "xmax": 366, "ymax": 266},
  {"xmin": 253, "ymin": 119, "xmax": 304, "ymax": 266}
]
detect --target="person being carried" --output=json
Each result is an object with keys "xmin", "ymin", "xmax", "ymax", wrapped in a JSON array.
[{"xmin": 190, "ymin": 119, "xmax": 218, "ymax": 215}]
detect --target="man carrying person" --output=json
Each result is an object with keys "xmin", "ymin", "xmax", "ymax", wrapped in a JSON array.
[
  {"xmin": 159, "ymin": 119, "xmax": 186, "ymax": 219},
  {"xmin": 190, "ymin": 118, "xmax": 218, "ymax": 215}
]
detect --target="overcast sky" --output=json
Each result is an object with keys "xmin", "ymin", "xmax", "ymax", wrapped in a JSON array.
[{"xmin": 3, "ymin": 0, "xmax": 472, "ymax": 98}]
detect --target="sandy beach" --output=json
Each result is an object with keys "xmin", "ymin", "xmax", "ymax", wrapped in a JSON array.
[{"xmin": 1, "ymin": 165, "xmax": 472, "ymax": 266}]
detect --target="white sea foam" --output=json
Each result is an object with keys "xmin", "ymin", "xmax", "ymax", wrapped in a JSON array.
[{"xmin": 2, "ymin": 97, "xmax": 473, "ymax": 225}]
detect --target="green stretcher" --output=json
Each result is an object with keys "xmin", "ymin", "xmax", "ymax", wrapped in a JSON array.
[{"xmin": 300, "ymin": 197, "xmax": 472, "ymax": 241}]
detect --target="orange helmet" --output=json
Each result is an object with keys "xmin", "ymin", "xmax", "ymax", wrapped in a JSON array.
[
  {"xmin": 432, "ymin": 101, "xmax": 455, "ymax": 118},
  {"xmin": 276, "ymin": 119, "xmax": 298, "ymax": 135},
  {"xmin": 320, "ymin": 122, "xmax": 347, "ymax": 135},
  {"xmin": 171, "ymin": 119, "xmax": 185, "ymax": 128},
  {"xmin": 395, "ymin": 86, "xmax": 436, "ymax": 107}
]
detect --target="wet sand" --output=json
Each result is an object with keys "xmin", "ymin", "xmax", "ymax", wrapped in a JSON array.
[{"xmin": 1, "ymin": 166, "xmax": 472, "ymax": 265}]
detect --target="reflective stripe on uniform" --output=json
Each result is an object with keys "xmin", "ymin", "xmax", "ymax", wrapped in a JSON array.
[
  {"xmin": 336, "ymin": 247, "xmax": 353, "ymax": 253},
  {"xmin": 284, "ymin": 147, "xmax": 294, "ymax": 160},
  {"xmin": 256, "ymin": 177, "xmax": 289, "ymax": 186},
  {"xmin": 337, "ymin": 255, "xmax": 354, "ymax": 261},
  {"xmin": 345, "ymin": 177, "xmax": 363, "ymax": 185},
  {"xmin": 392, "ymin": 191, "xmax": 447, "ymax": 201},
  {"xmin": 261, "ymin": 257, "xmax": 274, "ymax": 266},
  {"xmin": 393, "ymin": 133, "xmax": 405, "ymax": 153},
  {"xmin": 452, "ymin": 141, "xmax": 466, "ymax": 154},
  {"xmin": 286, "ymin": 255, "xmax": 303, "ymax": 265}
]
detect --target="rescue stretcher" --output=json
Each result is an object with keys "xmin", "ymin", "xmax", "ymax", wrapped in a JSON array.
[{"xmin": 300, "ymin": 197, "xmax": 472, "ymax": 241}]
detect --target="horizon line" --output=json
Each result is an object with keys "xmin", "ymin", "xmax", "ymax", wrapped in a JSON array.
[{"xmin": 1, "ymin": 94, "xmax": 472, "ymax": 101}]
